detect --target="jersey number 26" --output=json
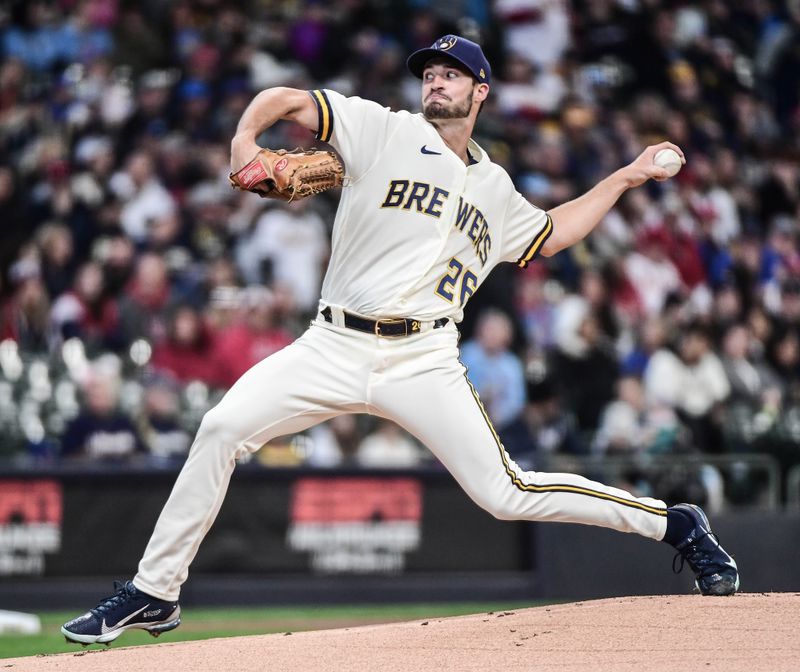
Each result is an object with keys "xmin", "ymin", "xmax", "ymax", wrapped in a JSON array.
[{"xmin": 435, "ymin": 257, "xmax": 477, "ymax": 306}]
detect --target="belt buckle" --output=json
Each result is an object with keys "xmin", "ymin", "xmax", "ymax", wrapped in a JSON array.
[{"xmin": 374, "ymin": 318, "xmax": 407, "ymax": 337}]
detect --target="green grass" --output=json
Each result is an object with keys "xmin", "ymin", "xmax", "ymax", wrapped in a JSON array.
[{"xmin": 0, "ymin": 602, "xmax": 542, "ymax": 659}]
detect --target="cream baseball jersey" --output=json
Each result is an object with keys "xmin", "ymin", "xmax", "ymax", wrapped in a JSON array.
[{"xmin": 309, "ymin": 89, "xmax": 553, "ymax": 322}]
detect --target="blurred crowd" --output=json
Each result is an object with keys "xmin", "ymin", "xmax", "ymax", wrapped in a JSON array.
[{"xmin": 1, "ymin": 0, "xmax": 800, "ymax": 508}]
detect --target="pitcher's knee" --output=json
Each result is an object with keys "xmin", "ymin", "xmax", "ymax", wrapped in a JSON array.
[
  {"xmin": 195, "ymin": 406, "xmax": 246, "ymax": 456},
  {"xmin": 472, "ymin": 491, "xmax": 521, "ymax": 521}
]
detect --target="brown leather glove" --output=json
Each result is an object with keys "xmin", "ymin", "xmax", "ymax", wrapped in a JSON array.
[{"xmin": 228, "ymin": 148, "xmax": 344, "ymax": 201}]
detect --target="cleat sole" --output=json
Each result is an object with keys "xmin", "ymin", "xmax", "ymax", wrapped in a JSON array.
[{"xmin": 61, "ymin": 605, "xmax": 181, "ymax": 646}]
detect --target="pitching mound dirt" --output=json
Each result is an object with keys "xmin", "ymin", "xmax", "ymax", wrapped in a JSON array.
[{"xmin": 8, "ymin": 593, "xmax": 800, "ymax": 672}]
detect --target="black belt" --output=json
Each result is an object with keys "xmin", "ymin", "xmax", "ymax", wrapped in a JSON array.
[{"xmin": 321, "ymin": 306, "xmax": 448, "ymax": 337}]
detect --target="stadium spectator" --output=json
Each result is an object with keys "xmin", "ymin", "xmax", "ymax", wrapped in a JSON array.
[
  {"xmin": 59, "ymin": 0, "xmax": 115, "ymax": 65},
  {"xmin": 3, "ymin": 1, "xmax": 70, "ymax": 72},
  {"xmin": 150, "ymin": 304, "xmax": 223, "ymax": 387},
  {"xmin": 97, "ymin": 234, "xmax": 136, "ymax": 297},
  {"xmin": 594, "ymin": 375, "xmax": 680, "ymax": 455},
  {"xmin": 305, "ymin": 415, "xmax": 363, "ymax": 468},
  {"xmin": 515, "ymin": 271, "xmax": 556, "ymax": 352},
  {"xmin": 117, "ymin": 252, "xmax": 177, "ymax": 344},
  {"xmin": 720, "ymin": 322, "xmax": 781, "ymax": 411},
  {"xmin": 658, "ymin": 194, "xmax": 708, "ymax": 293},
  {"xmin": 1, "ymin": 259, "xmax": 50, "ymax": 353},
  {"xmin": 356, "ymin": 420, "xmax": 424, "ymax": 468},
  {"xmin": 579, "ymin": 266, "xmax": 619, "ymax": 343},
  {"xmin": 50, "ymin": 260, "xmax": 121, "ymax": 353},
  {"xmin": 551, "ymin": 295, "xmax": 617, "ymax": 432},
  {"xmin": 460, "ymin": 309, "xmax": 530, "ymax": 456},
  {"xmin": 0, "ymin": 166, "xmax": 29, "ymax": 277},
  {"xmin": 61, "ymin": 362, "xmax": 145, "ymax": 460},
  {"xmin": 622, "ymin": 316, "xmax": 669, "ymax": 378},
  {"xmin": 625, "ymin": 227, "xmax": 684, "ymax": 317},
  {"xmin": 766, "ymin": 325, "xmax": 800, "ymax": 406},
  {"xmin": 109, "ymin": 151, "xmax": 178, "ymax": 246},
  {"xmin": 116, "ymin": 69, "xmax": 174, "ymax": 158},
  {"xmin": 136, "ymin": 377, "xmax": 193, "ymax": 462},
  {"xmin": 644, "ymin": 323, "xmax": 730, "ymax": 452},
  {"xmin": 213, "ymin": 289, "xmax": 293, "ymax": 387},
  {"xmin": 495, "ymin": 52, "xmax": 565, "ymax": 117},
  {"xmin": 199, "ymin": 257, "xmax": 244, "ymax": 331},
  {"xmin": 235, "ymin": 200, "xmax": 330, "ymax": 315},
  {"xmin": 522, "ymin": 375, "xmax": 585, "ymax": 460},
  {"xmin": 36, "ymin": 221, "xmax": 75, "ymax": 299},
  {"xmin": 494, "ymin": 0, "xmax": 570, "ymax": 69}
]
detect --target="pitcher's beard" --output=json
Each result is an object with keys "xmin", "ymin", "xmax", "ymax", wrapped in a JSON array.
[{"xmin": 423, "ymin": 93, "xmax": 473, "ymax": 120}]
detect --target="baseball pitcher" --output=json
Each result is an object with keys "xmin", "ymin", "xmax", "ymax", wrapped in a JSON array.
[{"xmin": 63, "ymin": 35, "xmax": 738, "ymax": 646}]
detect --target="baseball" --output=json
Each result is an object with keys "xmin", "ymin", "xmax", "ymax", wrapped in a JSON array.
[{"xmin": 653, "ymin": 148, "xmax": 683, "ymax": 177}]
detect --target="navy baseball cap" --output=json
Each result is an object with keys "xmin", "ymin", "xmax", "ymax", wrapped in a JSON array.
[{"xmin": 407, "ymin": 35, "xmax": 491, "ymax": 85}]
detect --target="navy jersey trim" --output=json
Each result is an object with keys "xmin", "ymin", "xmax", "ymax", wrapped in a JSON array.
[
  {"xmin": 516, "ymin": 214, "xmax": 553, "ymax": 268},
  {"xmin": 309, "ymin": 89, "xmax": 334, "ymax": 143}
]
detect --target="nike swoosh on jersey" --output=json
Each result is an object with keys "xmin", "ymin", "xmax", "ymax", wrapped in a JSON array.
[
  {"xmin": 100, "ymin": 603, "xmax": 150, "ymax": 633},
  {"xmin": 420, "ymin": 145, "xmax": 442, "ymax": 155}
]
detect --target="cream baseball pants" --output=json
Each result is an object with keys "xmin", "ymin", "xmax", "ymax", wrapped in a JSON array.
[{"xmin": 134, "ymin": 319, "xmax": 667, "ymax": 600}]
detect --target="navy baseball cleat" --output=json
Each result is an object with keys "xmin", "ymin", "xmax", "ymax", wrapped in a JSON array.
[
  {"xmin": 61, "ymin": 580, "xmax": 181, "ymax": 645},
  {"xmin": 670, "ymin": 504, "xmax": 739, "ymax": 596}
]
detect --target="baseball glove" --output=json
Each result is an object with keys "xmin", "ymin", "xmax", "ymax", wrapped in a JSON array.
[{"xmin": 228, "ymin": 148, "xmax": 344, "ymax": 201}]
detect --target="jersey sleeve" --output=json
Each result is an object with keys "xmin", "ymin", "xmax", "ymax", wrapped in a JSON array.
[
  {"xmin": 307, "ymin": 88, "xmax": 401, "ymax": 180},
  {"xmin": 500, "ymin": 188, "xmax": 554, "ymax": 268}
]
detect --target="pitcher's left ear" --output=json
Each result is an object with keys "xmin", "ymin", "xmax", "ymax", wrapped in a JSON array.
[{"xmin": 474, "ymin": 82, "xmax": 489, "ymax": 103}]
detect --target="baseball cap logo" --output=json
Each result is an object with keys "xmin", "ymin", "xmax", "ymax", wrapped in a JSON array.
[
  {"xmin": 436, "ymin": 35, "xmax": 457, "ymax": 51},
  {"xmin": 406, "ymin": 34, "xmax": 491, "ymax": 84}
]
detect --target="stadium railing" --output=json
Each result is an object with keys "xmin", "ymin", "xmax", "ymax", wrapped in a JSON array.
[{"xmin": 538, "ymin": 452, "xmax": 782, "ymax": 510}]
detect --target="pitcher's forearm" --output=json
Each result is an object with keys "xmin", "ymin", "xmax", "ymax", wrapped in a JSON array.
[
  {"xmin": 540, "ymin": 141, "xmax": 684, "ymax": 257},
  {"xmin": 230, "ymin": 87, "xmax": 319, "ymax": 171},
  {"xmin": 232, "ymin": 88, "xmax": 304, "ymax": 144},
  {"xmin": 542, "ymin": 169, "xmax": 631, "ymax": 255}
]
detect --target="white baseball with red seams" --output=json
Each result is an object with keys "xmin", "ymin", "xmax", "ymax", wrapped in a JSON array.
[
  {"xmin": 654, "ymin": 148, "xmax": 683, "ymax": 177},
  {"xmin": 132, "ymin": 87, "xmax": 668, "ymax": 602}
]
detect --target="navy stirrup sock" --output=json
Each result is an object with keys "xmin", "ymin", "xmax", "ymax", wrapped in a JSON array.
[{"xmin": 662, "ymin": 507, "xmax": 695, "ymax": 546}]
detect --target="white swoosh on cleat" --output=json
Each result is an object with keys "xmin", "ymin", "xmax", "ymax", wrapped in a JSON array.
[{"xmin": 100, "ymin": 604, "xmax": 150, "ymax": 634}]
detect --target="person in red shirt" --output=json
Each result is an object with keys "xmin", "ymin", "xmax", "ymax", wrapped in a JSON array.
[
  {"xmin": 151, "ymin": 305, "xmax": 223, "ymax": 387},
  {"xmin": 50, "ymin": 261, "xmax": 121, "ymax": 353},
  {"xmin": 213, "ymin": 289, "xmax": 293, "ymax": 387},
  {"xmin": 118, "ymin": 252, "xmax": 175, "ymax": 344}
]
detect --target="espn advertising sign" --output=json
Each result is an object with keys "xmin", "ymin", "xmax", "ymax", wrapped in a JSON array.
[
  {"xmin": 0, "ymin": 468, "xmax": 528, "ymax": 578},
  {"xmin": 0, "ymin": 480, "xmax": 62, "ymax": 576},
  {"xmin": 286, "ymin": 477, "xmax": 422, "ymax": 573}
]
